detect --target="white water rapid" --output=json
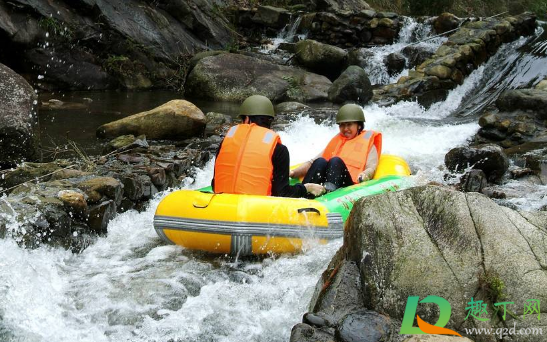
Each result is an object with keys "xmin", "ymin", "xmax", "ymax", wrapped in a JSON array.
[{"xmin": 2, "ymin": 19, "xmax": 546, "ymax": 342}]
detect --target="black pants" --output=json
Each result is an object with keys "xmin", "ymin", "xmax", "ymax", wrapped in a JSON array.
[{"xmin": 302, "ymin": 157, "xmax": 354, "ymax": 189}]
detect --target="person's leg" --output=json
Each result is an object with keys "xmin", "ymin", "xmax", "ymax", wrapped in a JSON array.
[
  {"xmin": 325, "ymin": 157, "xmax": 354, "ymax": 189},
  {"xmin": 302, "ymin": 158, "xmax": 328, "ymax": 184}
]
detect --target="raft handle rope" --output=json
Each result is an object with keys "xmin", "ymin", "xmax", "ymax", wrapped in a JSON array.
[
  {"xmin": 297, "ymin": 207, "xmax": 321, "ymax": 215},
  {"xmin": 193, "ymin": 193, "xmax": 217, "ymax": 209}
]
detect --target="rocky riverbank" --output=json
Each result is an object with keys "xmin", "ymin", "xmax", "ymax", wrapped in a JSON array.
[{"xmin": 291, "ymin": 185, "xmax": 547, "ymax": 342}]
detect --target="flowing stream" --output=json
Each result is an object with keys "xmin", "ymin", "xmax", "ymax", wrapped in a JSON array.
[{"xmin": 1, "ymin": 20, "xmax": 547, "ymax": 342}]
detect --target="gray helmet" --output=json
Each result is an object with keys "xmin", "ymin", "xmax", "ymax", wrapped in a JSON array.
[
  {"xmin": 336, "ymin": 104, "xmax": 365, "ymax": 123},
  {"xmin": 239, "ymin": 95, "xmax": 275, "ymax": 118}
]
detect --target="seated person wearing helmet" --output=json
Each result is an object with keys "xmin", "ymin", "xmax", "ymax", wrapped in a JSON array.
[
  {"xmin": 290, "ymin": 104, "xmax": 381, "ymax": 192},
  {"xmin": 212, "ymin": 95, "xmax": 325, "ymax": 197}
]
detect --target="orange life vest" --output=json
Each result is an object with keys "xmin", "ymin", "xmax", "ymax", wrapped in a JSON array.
[
  {"xmin": 214, "ymin": 124, "xmax": 281, "ymax": 195},
  {"xmin": 321, "ymin": 130, "xmax": 382, "ymax": 183}
]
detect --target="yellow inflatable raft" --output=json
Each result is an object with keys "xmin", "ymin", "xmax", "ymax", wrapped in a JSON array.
[{"xmin": 154, "ymin": 155, "xmax": 411, "ymax": 256}]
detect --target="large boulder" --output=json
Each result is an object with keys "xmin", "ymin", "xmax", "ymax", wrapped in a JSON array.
[
  {"xmin": 96, "ymin": 100, "xmax": 206, "ymax": 140},
  {"xmin": 0, "ymin": 63, "xmax": 38, "ymax": 166},
  {"xmin": 349, "ymin": 186, "xmax": 547, "ymax": 341},
  {"xmin": 496, "ymin": 89, "xmax": 547, "ymax": 120},
  {"xmin": 295, "ymin": 40, "xmax": 348, "ymax": 80},
  {"xmin": 185, "ymin": 53, "xmax": 332, "ymax": 103},
  {"xmin": 328, "ymin": 66, "xmax": 373, "ymax": 104},
  {"xmin": 303, "ymin": 185, "xmax": 547, "ymax": 342}
]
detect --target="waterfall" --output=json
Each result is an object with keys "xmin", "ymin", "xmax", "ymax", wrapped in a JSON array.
[
  {"xmin": 259, "ymin": 15, "xmax": 305, "ymax": 53},
  {"xmin": 361, "ymin": 16, "xmax": 446, "ymax": 85}
]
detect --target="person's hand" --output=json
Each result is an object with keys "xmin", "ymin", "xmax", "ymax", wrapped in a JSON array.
[
  {"xmin": 357, "ymin": 171, "xmax": 370, "ymax": 183},
  {"xmin": 304, "ymin": 183, "xmax": 326, "ymax": 197}
]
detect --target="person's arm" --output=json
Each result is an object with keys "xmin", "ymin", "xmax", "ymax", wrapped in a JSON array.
[
  {"xmin": 271, "ymin": 144, "xmax": 308, "ymax": 197},
  {"xmin": 272, "ymin": 144, "xmax": 325, "ymax": 197},
  {"xmin": 357, "ymin": 145, "xmax": 379, "ymax": 182},
  {"xmin": 289, "ymin": 151, "xmax": 323, "ymax": 179}
]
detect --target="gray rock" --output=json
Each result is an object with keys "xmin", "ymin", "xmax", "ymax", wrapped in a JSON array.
[
  {"xmin": 290, "ymin": 323, "xmax": 335, "ymax": 342},
  {"xmin": 186, "ymin": 53, "xmax": 331, "ymax": 103},
  {"xmin": 88, "ymin": 200, "xmax": 116, "ymax": 233},
  {"xmin": 445, "ymin": 144, "xmax": 509, "ymax": 182},
  {"xmin": 336, "ymin": 310, "xmax": 393, "ymax": 342},
  {"xmin": 460, "ymin": 169, "xmax": 487, "ymax": 193},
  {"xmin": 295, "ymin": 40, "xmax": 348, "ymax": 80},
  {"xmin": 497, "ymin": 89, "xmax": 547, "ymax": 120},
  {"xmin": 102, "ymin": 134, "xmax": 149, "ymax": 155},
  {"xmin": 433, "ymin": 13, "xmax": 461, "ymax": 34},
  {"xmin": 347, "ymin": 48, "xmax": 375, "ymax": 69},
  {"xmin": 345, "ymin": 185, "xmax": 547, "ymax": 341},
  {"xmin": 205, "ymin": 112, "xmax": 232, "ymax": 137},
  {"xmin": 310, "ymin": 261, "xmax": 365, "ymax": 323},
  {"xmin": 478, "ymin": 112, "xmax": 499, "ymax": 128},
  {"xmin": 314, "ymin": 0, "xmax": 372, "ymax": 14},
  {"xmin": 275, "ymin": 102, "xmax": 311, "ymax": 113},
  {"xmin": 188, "ymin": 51, "xmax": 228, "ymax": 73},
  {"xmin": 384, "ymin": 52, "xmax": 406, "ymax": 76},
  {"xmin": 252, "ymin": 5, "xmax": 291, "ymax": 29},
  {"xmin": 0, "ymin": 63, "xmax": 38, "ymax": 165},
  {"xmin": 328, "ymin": 66, "xmax": 373, "ymax": 104}
]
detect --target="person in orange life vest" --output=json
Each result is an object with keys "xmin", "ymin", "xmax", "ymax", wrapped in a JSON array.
[
  {"xmin": 212, "ymin": 95, "xmax": 325, "ymax": 197},
  {"xmin": 289, "ymin": 104, "xmax": 381, "ymax": 192}
]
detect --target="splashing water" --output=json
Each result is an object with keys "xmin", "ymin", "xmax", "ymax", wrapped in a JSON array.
[{"xmin": 362, "ymin": 17, "xmax": 446, "ymax": 85}]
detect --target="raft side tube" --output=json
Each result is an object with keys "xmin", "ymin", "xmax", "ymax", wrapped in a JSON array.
[{"xmin": 154, "ymin": 191, "xmax": 343, "ymax": 255}]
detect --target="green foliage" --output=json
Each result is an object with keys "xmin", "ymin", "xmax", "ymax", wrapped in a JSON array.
[
  {"xmin": 103, "ymin": 55, "xmax": 131, "ymax": 76},
  {"xmin": 38, "ymin": 17, "xmax": 74, "ymax": 40},
  {"xmin": 224, "ymin": 39, "xmax": 240, "ymax": 52},
  {"xmin": 406, "ymin": 0, "xmax": 453, "ymax": 15},
  {"xmin": 366, "ymin": 0, "xmax": 546, "ymax": 17},
  {"xmin": 282, "ymin": 75, "xmax": 303, "ymax": 99},
  {"xmin": 478, "ymin": 269, "xmax": 506, "ymax": 304},
  {"xmin": 528, "ymin": 0, "xmax": 547, "ymax": 19}
]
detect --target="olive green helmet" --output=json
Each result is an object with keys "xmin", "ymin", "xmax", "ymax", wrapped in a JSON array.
[
  {"xmin": 336, "ymin": 104, "xmax": 365, "ymax": 123},
  {"xmin": 239, "ymin": 95, "xmax": 275, "ymax": 118}
]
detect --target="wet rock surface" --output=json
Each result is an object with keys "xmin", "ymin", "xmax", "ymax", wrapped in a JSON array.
[
  {"xmin": 459, "ymin": 85, "xmax": 547, "ymax": 204},
  {"xmin": 0, "ymin": 134, "xmax": 212, "ymax": 251},
  {"xmin": 0, "ymin": 63, "xmax": 38, "ymax": 166},
  {"xmin": 293, "ymin": 185, "xmax": 547, "ymax": 342},
  {"xmin": 0, "ymin": 0, "xmax": 236, "ymax": 91},
  {"xmin": 445, "ymin": 144, "xmax": 509, "ymax": 183}
]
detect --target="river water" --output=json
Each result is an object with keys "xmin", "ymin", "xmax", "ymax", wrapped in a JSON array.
[{"xmin": 2, "ymin": 19, "xmax": 547, "ymax": 342}]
